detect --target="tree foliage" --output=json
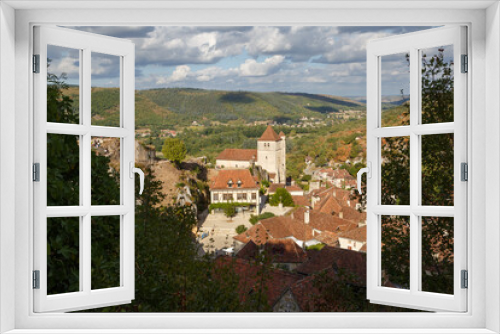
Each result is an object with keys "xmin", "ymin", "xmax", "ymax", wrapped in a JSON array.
[
  {"xmin": 162, "ymin": 137, "xmax": 187, "ymax": 166},
  {"xmin": 224, "ymin": 205, "xmax": 236, "ymax": 220},
  {"xmin": 269, "ymin": 188, "xmax": 294, "ymax": 207},
  {"xmin": 235, "ymin": 225, "xmax": 248, "ymax": 234}
]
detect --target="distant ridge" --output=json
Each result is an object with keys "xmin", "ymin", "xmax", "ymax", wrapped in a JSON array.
[{"xmin": 63, "ymin": 87, "xmax": 366, "ymax": 128}]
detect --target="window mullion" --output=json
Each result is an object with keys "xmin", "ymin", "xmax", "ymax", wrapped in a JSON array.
[
  {"xmin": 82, "ymin": 47, "xmax": 92, "ymax": 294},
  {"xmin": 409, "ymin": 46, "xmax": 420, "ymax": 295}
]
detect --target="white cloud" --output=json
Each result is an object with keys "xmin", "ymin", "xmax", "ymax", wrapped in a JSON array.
[
  {"xmin": 51, "ymin": 56, "xmax": 79, "ymax": 77},
  {"xmin": 239, "ymin": 55, "xmax": 285, "ymax": 77}
]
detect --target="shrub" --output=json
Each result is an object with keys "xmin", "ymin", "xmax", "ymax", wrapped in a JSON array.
[
  {"xmin": 209, "ymin": 202, "xmax": 251, "ymax": 212},
  {"xmin": 306, "ymin": 243, "xmax": 325, "ymax": 251},
  {"xmin": 269, "ymin": 188, "xmax": 294, "ymax": 207},
  {"xmin": 249, "ymin": 212, "xmax": 275, "ymax": 225},
  {"xmin": 301, "ymin": 175, "xmax": 312, "ymax": 182},
  {"xmin": 261, "ymin": 180, "xmax": 270, "ymax": 188},
  {"xmin": 235, "ymin": 225, "xmax": 248, "ymax": 234}
]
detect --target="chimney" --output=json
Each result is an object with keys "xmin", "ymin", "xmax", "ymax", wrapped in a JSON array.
[
  {"xmin": 339, "ymin": 211, "xmax": 343, "ymax": 219},
  {"xmin": 305, "ymin": 208, "xmax": 310, "ymax": 224}
]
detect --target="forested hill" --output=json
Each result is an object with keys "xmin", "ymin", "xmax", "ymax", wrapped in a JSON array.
[{"xmin": 62, "ymin": 87, "xmax": 365, "ymax": 127}]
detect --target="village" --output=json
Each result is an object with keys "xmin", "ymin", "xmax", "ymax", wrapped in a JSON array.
[
  {"xmin": 93, "ymin": 123, "xmax": 374, "ymax": 311},
  {"xmin": 196, "ymin": 125, "xmax": 369, "ymax": 311}
]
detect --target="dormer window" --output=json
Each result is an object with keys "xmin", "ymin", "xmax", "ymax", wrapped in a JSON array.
[
  {"xmin": 228, "ymin": 179, "xmax": 233, "ymax": 188},
  {"xmin": 237, "ymin": 180, "xmax": 242, "ymax": 188}
]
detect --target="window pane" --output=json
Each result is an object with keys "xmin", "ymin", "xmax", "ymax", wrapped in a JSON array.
[
  {"xmin": 381, "ymin": 215, "xmax": 410, "ymax": 289},
  {"xmin": 421, "ymin": 216, "xmax": 454, "ymax": 294},
  {"xmin": 47, "ymin": 45, "xmax": 80, "ymax": 124},
  {"xmin": 421, "ymin": 133, "xmax": 454, "ymax": 206},
  {"xmin": 421, "ymin": 45, "xmax": 454, "ymax": 124},
  {"xmin": 91, "ymin": 216, "xmax": 121, "ymax": 290},
  {"xmin": 91, "ymin": 137, "xmax": 120, "ymax": 205},
  {"xmin": 381, "ymin": 136, "xmax": 410, "ymax": 205},
  {"xmin": 47, "ymin": 217, "xmax": 80, "ymax": 295},
  {"xmin": 47, "ymin": 134, "xmax": 80, "ymax": 206},
  {"xmin": 381, "ymin": 52, "xmax": 410, "ymax": 127},
  {"xmin": 91, "ymin": 52, "xmax": 121, "ymax": 127}
]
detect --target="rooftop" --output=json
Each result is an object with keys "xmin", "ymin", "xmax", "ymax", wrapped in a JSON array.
[
  {"xmin": 215, "ymin": 256, "xmax": 302, "ymax": 308},
  {"xmin": 338, "ymin": 225, "xmax": 367, "ymax": 243},
  {"xmin": 236, "ymin": 239, "xmax": 308, "ymax": 264},
  {"xmin": 210, "ymin": 169, "xmax": 259, "ymax": 190},
  {"xmin": 216, "ymin": 148, "xmax": 257, "ymax": 162},
  {"xmin": 296, "ymin": 246, "xmax": 367, "ymax": 285},
  {"xmin": 258, "ymin": 125, "xmax": 281, "ymax": 142}
]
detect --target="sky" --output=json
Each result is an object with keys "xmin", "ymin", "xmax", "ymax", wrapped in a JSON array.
[{"xmin": 48, "ymin": 26, "xmax": 436, "ymax": 97}]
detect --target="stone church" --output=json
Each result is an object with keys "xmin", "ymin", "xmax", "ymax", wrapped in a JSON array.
[{"xmin": 215, "ymin": 125, "xmax": 286, "ymax": 183}]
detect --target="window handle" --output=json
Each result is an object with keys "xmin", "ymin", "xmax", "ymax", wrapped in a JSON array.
[
  {"xmin": 356, "ymin": 162, "xmax": 371, "ymax": 194},
  {"xmin": 130, "ymin": 162, "xmax": 144, "ymax": 195}
]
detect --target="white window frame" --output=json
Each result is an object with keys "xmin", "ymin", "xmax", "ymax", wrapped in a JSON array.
[
  {"xmin": 366, "ymin": 26, "xmax": 467, "ymax": 312},
  {"xmin": 0, "ymin": 1, "xmax": 499, "ymax": 333}
]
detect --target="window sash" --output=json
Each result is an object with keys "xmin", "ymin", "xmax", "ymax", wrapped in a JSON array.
[
  {"xmin": 366, "ymin": 26, "xmax": 467, "ymax": 312},
  {"xmin": 33, "ymin": 26, "xmax": 136, "ymax": 313}
]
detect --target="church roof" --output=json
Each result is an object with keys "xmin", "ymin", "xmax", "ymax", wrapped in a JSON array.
[
  {"xmin": 216, "ymin": 149, "xmax": 257, "ymax": 162},
  {"xmin": 258, "ymin": 125, "xmax": 281, "ymax": 142},
  {"xmin": 279, "ymin": 131, "xmax": 286, "ymax": 138}
]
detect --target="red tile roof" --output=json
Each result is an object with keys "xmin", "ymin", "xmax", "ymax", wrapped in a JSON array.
[
  {"xmin": 314, "ymin": 231, "xmax": 339, "ymax": 247},
  {"xmin": 292, "ymin": 195, "xmax": 310, "ymax": 207},
  {"xmin": 233, "ymin": 224, "xmax": 271, "ymax": 245},
  {"xmin": 268, "ymin": 183, "xmax": 286, "ymax": 193},
  {"xmin": 210, "ymin": 169, "xmax": 259, "ymax": 190},
  {"xmin": 310, "ymin": 212, "xmax": 357, "ymax": 234},
  {"xmin": 235, "ymin": 240, "xmax": 260, "ymax": 259},
  {"xmin": 261, "ymin": 216, "xmax": 315, "ymax": 241},
  {"xmin": 317, "ymin": 195, "xmax": 343, "ymax": 215},
  {"xmin": 237, "ymin": 239, "xmax": 307, "ymax": 264},
  {"xmin": 235, "ymin": 215, "xmax": 315, "ymax": 244},
  {"xmin": 259, "ymin": 125, "xmax": 281, "ymax": 142},
  {"xmin": 216, "ymin": 148, "xmax": 257, "ymax": 162},
  {"xmin": 340, "ymin": 206, "xmax": 366, "ymax": 223},
  {"xmin": 279, "ymin": 131, "xmax": 286, "ymax": 138},
  {"xmin": 215, "ymin": 256, "xmax": 302, "ymax": 307},
  {"xmin": 286, "ymin": 185, "xmax": 303, "ymax": 192},
  {"xmin": 296, "ymin": 246, "xmax": 367, "ymax": 285},
  {"xmin": 338, "ymin": 225, "xmax": 367, "ymax": 243}
]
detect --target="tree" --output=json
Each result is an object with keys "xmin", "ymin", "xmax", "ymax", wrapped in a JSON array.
[
  {"xmin": 162, "ymin": 137, "xmax": 187, "ymax": 167},
  {"xmin": 269, "ymin": 188, "xmax": 294, "ymax": 207},
  {"xmin": 224, "ymin": 205, "xmax": 236, "ymax": 220},
  {"xmin": 235, "ymin": 225, "xmax": 247, "ymax": 234}
]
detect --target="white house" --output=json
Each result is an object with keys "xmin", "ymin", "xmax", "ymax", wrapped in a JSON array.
[
  {"xmin": 337, "ymin": 225, "xmax": 367, "ymax": 252},
  {"xmin": 209, "ymin": 169, "xmax": 261, "ymax": 214}
]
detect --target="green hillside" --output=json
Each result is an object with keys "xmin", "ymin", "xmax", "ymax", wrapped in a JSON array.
[{"xmin": 63, "ymin": 87, "xmax": 365, "ymax": 128}]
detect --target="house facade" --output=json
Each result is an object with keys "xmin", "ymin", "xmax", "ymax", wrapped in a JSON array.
[
  {"xmin": 209, "ymin": 169, "xmax": 261, "ymax": 213},
  {"xmin": 338, "ymin": 225, "xmax": 367, "ymax": 252}
]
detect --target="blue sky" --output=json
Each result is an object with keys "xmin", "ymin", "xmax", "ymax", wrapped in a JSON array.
[{"xmin": 49, "ymin": 26, "xmax": 435, "ymax": 96}]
